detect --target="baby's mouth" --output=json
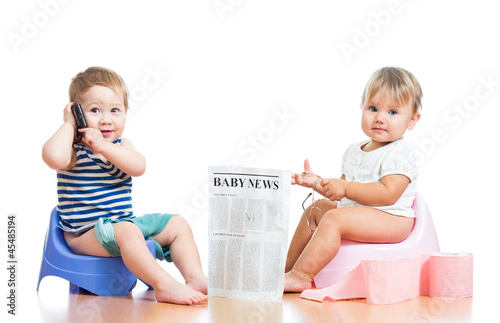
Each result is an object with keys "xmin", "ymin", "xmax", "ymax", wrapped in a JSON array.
[{"xmin": 101, "ymin": 130, "xmax": 114, "ymax": 136}]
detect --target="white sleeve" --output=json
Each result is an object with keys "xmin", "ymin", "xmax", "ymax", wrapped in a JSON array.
[{"xmin": 380, "ymin": 140, "xmax": 418, "ymax": 182}]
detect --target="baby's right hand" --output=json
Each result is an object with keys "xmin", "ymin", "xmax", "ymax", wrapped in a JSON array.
[
  {"xmin": 63, "ymin": 102, "xmax": 77, "ymax": 128},
  {"xmin": 291, "ymin": 159, "xmax": 320, "ymax": 188}
]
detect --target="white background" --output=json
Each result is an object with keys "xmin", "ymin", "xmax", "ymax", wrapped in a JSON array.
[{"xmin": 1, "ymin": 0, "xmax": 498, "ymax": 321}]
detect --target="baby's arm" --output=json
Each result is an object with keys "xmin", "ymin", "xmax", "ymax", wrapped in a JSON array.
[
  {"xmin": 321, "ymin": 174, "xmax": 410, "ymax": 206},
  {"xmin": 101, "ymin": 138, "xmax": 146, "ymax": 177},
  {"xmin": 81, "ymin": 129, "xmax": 146, "ymax": 177},
  {"xmin": 42, "ymin": 103, "xmax": 77, "ymax": 170}
]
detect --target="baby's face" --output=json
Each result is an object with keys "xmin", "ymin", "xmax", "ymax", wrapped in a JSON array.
[
  {"xmin": 78, "ymin": 85, "xmax": 127, "ymax": 143},
  {"xmin": 361, "ymin": 91, "xmax": 420, "ymax": 147}
]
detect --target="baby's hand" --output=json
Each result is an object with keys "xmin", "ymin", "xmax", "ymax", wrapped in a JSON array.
[
  {"xmin": 291, "ymin": 159, "xmax": 321, "ymax": 188},
  {"xmin": 321, "ymin": 178, "xmax": 347, "ymax": 201},
  {"xmin": 80, "ymin": 128, "xmax": 107, "ymax": 152},
  {"xmin": 63, "ymin": 102, "xmax": 77, "ymax": 128}
]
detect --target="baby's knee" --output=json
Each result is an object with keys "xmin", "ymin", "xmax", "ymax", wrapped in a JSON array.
[
  {"xmin": 168, "ymin": 215, "xmax": 193, "ymax": 235},
  {"xmin": 320, "ymin": 209, "xmax": 343, "ymax": 227},
  {"xmin": 114, "ymin": 221, "xmax": 144, "ymax": 242}
]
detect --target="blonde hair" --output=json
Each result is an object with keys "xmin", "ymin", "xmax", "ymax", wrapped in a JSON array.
[
  {"xmin": 361, "ymin": 67, "xmax": 423, "ymax": 113},
  {"xmin": 69, "ymin": 66, "xmax": 129, "ymax": 111}
]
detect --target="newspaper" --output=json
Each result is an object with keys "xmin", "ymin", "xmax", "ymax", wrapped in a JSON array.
[{"xmin": 208, "ymin": 166, "xmax": 291, "ymax": 302}]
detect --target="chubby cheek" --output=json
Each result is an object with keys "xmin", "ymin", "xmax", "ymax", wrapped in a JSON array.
[
  {"xmin": 83, "ymin": 116, "xmax": 99, "ymax": 129},
  {"xmin": 360, "ymin": 115, "xmax": 372, "ymax": 135}
]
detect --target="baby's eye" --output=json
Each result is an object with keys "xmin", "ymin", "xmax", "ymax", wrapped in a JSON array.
[
  {"xmin": 389, "ymin": 110, "xmax": 398, "ymax": 116},
  {"xmin": 111, "ymin": 108, "xmax": 120, "ymax": 113},
  {"xmin": 369, "ymin": 106, "xmax": 377, "ymax": 112},
  {"xmin": 90, "ymin": 108, "xmax": 99, "ymax": 113}
]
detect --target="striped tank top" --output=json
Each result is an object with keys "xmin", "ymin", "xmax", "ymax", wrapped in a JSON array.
[{"xmin": 56, "ymin": 138, "xmax": 134, "ymax": 234}]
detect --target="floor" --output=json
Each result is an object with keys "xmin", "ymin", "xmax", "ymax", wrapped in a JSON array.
[{"xmin": 35, "ymin": 278, "xmax": 475, "ymax": 323}]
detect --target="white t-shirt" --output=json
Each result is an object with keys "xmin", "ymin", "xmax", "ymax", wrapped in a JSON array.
[{"xmin": 336, "ymin": 138, "xmax": 417, "ymax": 218}]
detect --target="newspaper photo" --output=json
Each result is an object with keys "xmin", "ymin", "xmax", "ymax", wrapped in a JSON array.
[{"xmin": 208, "ymin": 166, "xmax": 291, "ymax": 302}]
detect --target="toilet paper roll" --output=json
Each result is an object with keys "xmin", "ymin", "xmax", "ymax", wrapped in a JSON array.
[{"xmin": 429, "ymin": 252, "xmax": 473, "ymax": 299}]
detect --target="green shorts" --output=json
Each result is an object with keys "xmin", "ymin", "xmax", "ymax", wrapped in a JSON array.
[{"xmin": 94, "ymin": 213, "xmax": 176, "ymax": 262}]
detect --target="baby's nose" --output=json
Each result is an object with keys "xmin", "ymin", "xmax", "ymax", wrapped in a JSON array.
[
  {"xmin": 374, "ymin": 113, "xmax": 385, "ymax": 123},
  {"xmin": 99, "ymin": 115, "xmax": 112, "ymax": 124}
]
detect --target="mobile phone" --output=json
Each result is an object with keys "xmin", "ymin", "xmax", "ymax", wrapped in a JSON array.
[{"xmin": 71, "ymin": 104, "xmax": 87, "ymax": 137}]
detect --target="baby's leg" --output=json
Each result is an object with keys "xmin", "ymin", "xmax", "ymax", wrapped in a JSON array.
[
  {"xmin": 64, "ymin": 229, "xmax": 112, "ymax": 257},
  {"xmin": 151, "ymin": 216, "xmax": 208, "ymax": 295},
  {"xmin": 114, "ymin": 221, "xmax": 207, "ymax": 304},
  {"xmin": 64, "ymin": 223, "xmax": 207, "ymax": 305},
  {"xmin": 284, "ymin": 206, "xmax": 414, "ymax": 293},
  {"xmin": 285, "ymin": 199, "xmax": 337, "ymax": 272}
]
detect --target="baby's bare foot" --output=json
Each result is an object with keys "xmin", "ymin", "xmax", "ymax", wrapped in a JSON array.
[
  {"xmin": 284, "ymin": 270, "xmax": 313, "ymax": 293},
  {"xmin": 155, "ymin": 278, "xmax": 207, "ymax": 305},
  {"xmin": 186, "ymin": 275, "xmax": 208, "ymax": 295}
]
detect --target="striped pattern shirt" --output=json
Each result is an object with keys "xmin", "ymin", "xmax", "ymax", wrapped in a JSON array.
[{"xmin": 56, "ymin": 139, "xmax": 134, "ymax": 234}]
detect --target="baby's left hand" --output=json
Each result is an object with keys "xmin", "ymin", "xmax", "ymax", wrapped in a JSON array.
[
  {"xmin": 80, "ymin": 128, "xmax": 107, "ymax": 153},
  {"xmin": 321, "ymin": 178, "xmax": 347, "ymax": 201}
]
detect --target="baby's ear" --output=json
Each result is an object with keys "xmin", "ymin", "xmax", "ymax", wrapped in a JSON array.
[{"xmin": 408, "ymin": 112, "xmax": 421, "ymax": 130}]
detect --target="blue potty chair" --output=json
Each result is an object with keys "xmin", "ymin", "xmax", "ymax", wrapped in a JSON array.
[{"xmin": 37, "ymin": 207, "xmax": 156, "ymax": 296}]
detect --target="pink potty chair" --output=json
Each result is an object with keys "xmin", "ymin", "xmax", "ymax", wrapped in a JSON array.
[{"xmin": 313, "ymin": 193, "xmax": 439, "ymax": 288}]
